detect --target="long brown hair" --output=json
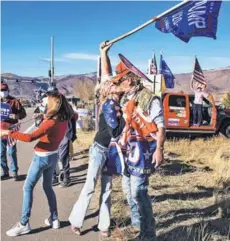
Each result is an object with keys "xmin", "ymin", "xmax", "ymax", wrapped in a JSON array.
[{"xmin": 45, "ymin": 92, "xmax": 74, "ymax": 121}]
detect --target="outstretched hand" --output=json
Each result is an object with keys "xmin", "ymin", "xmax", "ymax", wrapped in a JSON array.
[{"xmin": 100, "ymin": 41, "xmax": 112, "ymax": 54}]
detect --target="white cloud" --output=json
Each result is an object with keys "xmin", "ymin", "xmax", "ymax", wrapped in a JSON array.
[
  {"xmin": 39, "ymin": 58, "xmax": 70, "ymax": 63},
  {"xmin": 63, "ymin": 53, "xmax": 99, "ymax": 61},
  {"xmin": 63, "ymin": 53, "xmax": 118, "ymax": 63}
]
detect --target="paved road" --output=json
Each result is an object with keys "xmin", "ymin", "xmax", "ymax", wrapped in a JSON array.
[{"xmin": 1, "ymin": 109, "xmax": 99, "ymax": 241}]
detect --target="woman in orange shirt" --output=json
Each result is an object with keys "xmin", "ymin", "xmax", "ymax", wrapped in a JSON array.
[{"xmin": 1, "ymin": 92, "xmax": 73, "ymax": 237}]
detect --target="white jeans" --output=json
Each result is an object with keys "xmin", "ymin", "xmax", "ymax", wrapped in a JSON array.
[{"xmin": 69, "ymin": 143, "xmax": 112, "ymax": 231}]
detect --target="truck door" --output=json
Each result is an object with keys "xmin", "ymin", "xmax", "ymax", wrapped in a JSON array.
[{"xmin": 163, "ymin": 94, "xmax": 190, "ymax": 129}]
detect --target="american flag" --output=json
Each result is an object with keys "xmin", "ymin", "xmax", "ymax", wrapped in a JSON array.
[
  {"xmin": 191, "ymin": 57, "xmax": 207, "ymax": 91},
  {"xmin": 7, "ymin": 123, "xmax": 21, "ymax": 146},
  {"xmin": 148, "ymin": 53, "xmax": 158, "ymax": 75}
]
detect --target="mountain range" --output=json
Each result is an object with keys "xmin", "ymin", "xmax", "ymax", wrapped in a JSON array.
[{"xmin": 1, "ymin": 67, "xmax": 230, "ymax": 103}]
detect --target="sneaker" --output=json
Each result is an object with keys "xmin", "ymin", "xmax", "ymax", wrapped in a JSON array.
[
  {"xmin": 6, "ymin": 222, "xmax": 31, "ymax": 237},
  {"xmin": 44, "ymin": 218, "xmax": 60, "ymax": 229},
  {"xmin": 12, "ymin": 173, "xmax": 18, "ymax": 181},
  {"xmin": 58, "ymin": 179, "xmax": 71, "ymax": 188},
  {"xmin": 1, "ymin": 173, "xmax": 10, "ymax": 180},
  {"xmin": 71, "ymin": 225, "xmax": 81, "ymax": 235}
]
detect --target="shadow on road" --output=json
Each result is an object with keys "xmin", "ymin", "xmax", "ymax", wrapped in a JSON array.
[
  {"xmin": 69, "ymin": 177, "xmax": 86, "ymax": 186},
  {"xmin": 29, "ymin": 221, "xmax": 70, "ymax": 235},
  {"xmin": 85, "ymin": 210, "xmax": 99, "ymax": 220},
  {"xmin": 70, "ymin": 164, "xmax": 88, "ymax": 174},
  {"xmin": 29, "ymin": 226, "xmax": 51, "ymax": 234},
  {"xmin": 73, "ymin": 155, "xmax": 89, "ymax": 161},
  {"xmin": 80, "ymin": 224, "xmax": 98, "ymax": 235}
]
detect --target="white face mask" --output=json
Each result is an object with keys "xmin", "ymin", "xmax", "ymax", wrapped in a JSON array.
[
  {"xmin": 0, "ymin": 91, "xmax": 9, "ymax": 98},
  {"xmin": 39, "ymin": 97, "xmax": 48, "ymax": 113}
]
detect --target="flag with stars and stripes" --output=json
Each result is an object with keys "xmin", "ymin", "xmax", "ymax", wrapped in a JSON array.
[
  {"xmin": 191, "ymin": 57, "xmax": 207, "ymax": 91},
  {"xmin": 148, "ymin": 53, "xmax": 158, "ymax": 75},
  {"xmin": 7, "ymin": 123, "xmax": 21, "ymax": 146}
]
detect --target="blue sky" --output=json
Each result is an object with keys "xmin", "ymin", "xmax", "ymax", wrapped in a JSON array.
[{"xmin": 1, "ymin": 1, "xmax": 230, "ymax": 77}]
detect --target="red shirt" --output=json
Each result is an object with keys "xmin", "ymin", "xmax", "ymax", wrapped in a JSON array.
[{"xmin": 9, "ymin": 119, "xmax": 68, "ymax": 152}]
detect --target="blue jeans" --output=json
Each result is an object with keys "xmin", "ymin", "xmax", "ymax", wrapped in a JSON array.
[
  {"xmin": 69, "ymin": 142, "xmax": 112, "ymax": 232},
  {"xmin": 122, "ymin": 175, "xmax": 156, "ymax": 238},
  {"xmin": 21, "ymin": 153, "xmax": 58, "ymax": 225},
  {"xmin": 0, "ymin": 138, "xmax": 18, "ymax": 175}
]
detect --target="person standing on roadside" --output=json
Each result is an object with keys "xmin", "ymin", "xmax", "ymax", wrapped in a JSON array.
[
  {"xmin": 1, "ymin": 92, "xmax": 72, "ymax": 237},
  {"xmin": 0, "ymin": 82, "xmax": 26, "ymax": 181}
]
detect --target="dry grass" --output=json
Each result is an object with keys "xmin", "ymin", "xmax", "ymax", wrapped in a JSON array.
[
  {"xmin": 72, "ymin": 133, "xmax": 230, "ymax": 240},
  {"xmin": 110, "ymin": 137, "xmax": 230, "ymax": 241},
  {"xmin": 74, "ymin": 130, "xmax": 95, "ymax": 150}
]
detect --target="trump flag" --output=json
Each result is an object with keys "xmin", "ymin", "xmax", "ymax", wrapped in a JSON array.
[{"xmin": 155, "ymin": 0, "xmax": 222, "ymax": 43}]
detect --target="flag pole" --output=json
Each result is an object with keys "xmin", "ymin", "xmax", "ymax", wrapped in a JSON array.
[
  {"xmin": 190, "ymin": 55, "xmax": 196, "ymax": 91},
  {"xmin": 108, "ymin": 0, "xmax": 190, "ymax": 45},
  {"xmin": 148, "ymin": 59, "xmax": 151, "ymax": 75},
  {"xmin": 153, "ymin": 51, "xmax": 156, "ymax": 94}
]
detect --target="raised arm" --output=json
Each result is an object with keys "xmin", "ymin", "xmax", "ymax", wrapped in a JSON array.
[{"xmin": 100, "ymin": 41, "xmax": 113, "ymax": 79}]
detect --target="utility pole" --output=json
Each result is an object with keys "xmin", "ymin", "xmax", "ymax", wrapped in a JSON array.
[
  {"xmin": 48, "ymin": 36, "xmax": 56, "ymax": 91},
  {"xmin": 51, "ymin": 36, "xmax": 54, "ymax": 84}
]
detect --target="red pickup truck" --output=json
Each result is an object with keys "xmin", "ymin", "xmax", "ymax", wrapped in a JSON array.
[{"xmin": 162, "ymin": 92, "xmax": 230, "ymax": 138}]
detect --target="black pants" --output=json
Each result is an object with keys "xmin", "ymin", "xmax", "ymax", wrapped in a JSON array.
[{"xmin": 193, "ymin": 104, "xmax": 202, "ymax": 125}]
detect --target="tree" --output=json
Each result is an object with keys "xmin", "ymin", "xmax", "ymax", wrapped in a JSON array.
[{"xmin": 222, "ymin": 91, "xmax": 230, "ymax": 108}]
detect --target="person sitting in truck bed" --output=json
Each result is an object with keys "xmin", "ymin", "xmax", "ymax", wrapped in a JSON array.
[{"xmin": 193, "ymin": 87, "xmax": 209, "ymax": 126}]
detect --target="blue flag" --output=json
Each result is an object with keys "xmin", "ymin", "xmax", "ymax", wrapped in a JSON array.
[
  {"xmin": 155, "ymin": 0, "xmax": 222, "ymax": 43},
  {"xmin": 160, "ymin": 55, "xmax": 175, "ymax": 88}
]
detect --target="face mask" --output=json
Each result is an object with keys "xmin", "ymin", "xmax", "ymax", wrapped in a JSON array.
[
  {"xmin": 0, "ymin": 91, "xmax": 9, "ymax": 98},
  {"xmin": 39, "ymin": 97, "xmax": 48, "ymax": 113}
]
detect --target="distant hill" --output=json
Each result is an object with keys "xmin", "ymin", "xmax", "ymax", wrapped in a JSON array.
[
  {"xmin": 1, "ymin": 67, "xmax": 230, "ymax": 103},
  {"xmin": 1, "ymin": 72, "xmax": 97, "ymax": 101}
]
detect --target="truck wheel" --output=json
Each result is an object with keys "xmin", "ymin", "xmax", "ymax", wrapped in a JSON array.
[{"xmin": 220, "ymin": 122, "xmax": 230, "ymax": 138}]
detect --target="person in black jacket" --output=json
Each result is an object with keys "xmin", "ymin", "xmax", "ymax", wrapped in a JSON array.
[{"xmin": 69, "ymin": 42, "xmax": 126, "ymax": 239}]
